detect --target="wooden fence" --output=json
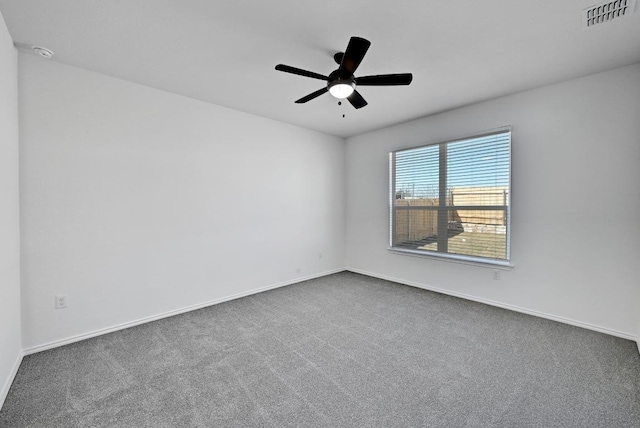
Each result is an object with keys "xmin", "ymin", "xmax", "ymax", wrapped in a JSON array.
[
  {"xmin": 393, "ymin": 186, "xmax": 509, "ymax": 244},
  {"xmin": 393, "ymin": 198, "xmax": 438, "ymax": 244},
  {"xmin": 450, "ymin": 186, "xmax": 508, "ymax": 226}
]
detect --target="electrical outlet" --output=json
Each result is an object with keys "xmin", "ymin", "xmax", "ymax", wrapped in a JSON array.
[
  {"xmin": 492, "ymin": 270, "xmax": 500, "ymax": 280},
  {"xmin": 55, "ymin": 294, "xmax": 68, "ymax": 309}
]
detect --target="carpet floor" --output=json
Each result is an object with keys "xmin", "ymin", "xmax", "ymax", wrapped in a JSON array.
[{"xmin": 1, "ymin": 272, "xmax": 639, "ymax": 427}]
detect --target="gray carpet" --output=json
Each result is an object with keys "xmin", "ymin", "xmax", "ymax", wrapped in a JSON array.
[{"xmin": 1, "ymin": 272, "xmax": 639, "ymax": 427}]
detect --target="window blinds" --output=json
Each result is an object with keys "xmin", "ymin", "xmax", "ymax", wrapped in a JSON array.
[{"xmin": 390, "ymin": 129, "xmax": 511, "ymax": 263}]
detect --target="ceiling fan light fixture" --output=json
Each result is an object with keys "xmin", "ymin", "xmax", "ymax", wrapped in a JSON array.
[{"xmin": 328, "ymin": 81, "xmax": 355, "ymax": 99}]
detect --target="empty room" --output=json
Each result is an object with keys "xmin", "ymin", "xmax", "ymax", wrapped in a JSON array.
[{"xmin": 1, "ymin": 1, "xmax": 639, "ymax": 427}]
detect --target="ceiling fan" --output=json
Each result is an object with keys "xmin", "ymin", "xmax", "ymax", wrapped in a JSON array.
[{"xmin": 275, "ymin": 36, "xmax": 412, "ymax": 109}]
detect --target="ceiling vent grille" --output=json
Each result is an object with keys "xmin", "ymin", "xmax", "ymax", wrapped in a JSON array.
[{"xmin": 583, "ymin": 0, "xmax": 637, "ymax": 27}]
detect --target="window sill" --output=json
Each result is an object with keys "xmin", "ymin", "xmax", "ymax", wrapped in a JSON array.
[{"xmin": 388, "ymin": 247, "xmax": 514, "ymax": 270}]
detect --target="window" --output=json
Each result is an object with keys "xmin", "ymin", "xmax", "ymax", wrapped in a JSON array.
[{"xmin": 389, "ymin": 128, "xmax": 511, "ymax": 266}]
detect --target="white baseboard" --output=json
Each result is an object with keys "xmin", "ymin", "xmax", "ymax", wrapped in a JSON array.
[
  {"xmin": 19, "ymin": 267, "xmax": 640, "ymax": 357},
  {"xmin": 0, "ymin": 351, "xmax": 24, "ymax": 411},
  {"xmin": 23, "ymin": 268, "xmax": 345, "ymax": 356},
  {"xmin": 346, "ymin": 268, "xmax": 638, "ymax": 342}
]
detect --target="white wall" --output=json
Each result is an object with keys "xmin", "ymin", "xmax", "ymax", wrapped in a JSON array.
[
  {"xmin": 0, "ymin": 10, "xmax": 21, "ymax": 408},
  {"xmin": 346, "ymin": 64, "xmax": 640, "ymax": 339},
  {"xmin": 14, "ymin": 41, "xmax": 640, "ymax": 357},
  {"xmin": 19, "ymin": 53, "xmax": 345, "ymax": 350}
]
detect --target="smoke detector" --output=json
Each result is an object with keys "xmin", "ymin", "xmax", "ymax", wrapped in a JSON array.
[
  {"xmin": 583, "ymin": 0, "xmax": 637, "ymax": 27},
  {"xmin": 32, "ymin": 46, "xmax": 54, "ymax": 59}
]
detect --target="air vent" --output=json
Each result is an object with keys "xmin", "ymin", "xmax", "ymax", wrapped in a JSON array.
[{"xmin": 583, "ymin": 0, "xmax": 637, "ymax": 27}]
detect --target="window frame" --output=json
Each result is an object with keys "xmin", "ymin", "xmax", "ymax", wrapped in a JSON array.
[{"xmin": 388, "ymin": 127, "xmax": 513, "ymax": 268}]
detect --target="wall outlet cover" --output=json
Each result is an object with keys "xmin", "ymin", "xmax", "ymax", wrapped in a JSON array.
[{"xmin": 55, "ymin": 294, "xmax": 68, "ymax": 309}]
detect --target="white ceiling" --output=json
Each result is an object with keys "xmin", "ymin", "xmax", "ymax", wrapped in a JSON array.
[{"xmin": 1, "ymin": 0, "xmax": 639, "ymax": 138}]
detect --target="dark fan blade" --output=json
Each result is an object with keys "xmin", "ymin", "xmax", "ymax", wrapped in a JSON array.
[
  {"xmin": 275, "ymin": 64, "xmax": 329, "ymax": 81},
  {"xmin": 340, "ymin": 37, "xmax": 371, "ymax": 75},
  {"xmin": 356, "ymin": 73, "xmax": 413, "ymax": 86},
  {"xmin": 347, "ymin": 90, "xmax": 368, "ymax": 109},
  {"xmin": 295, "ymin": 87, "xmax": 328, "ymax": 103}
]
